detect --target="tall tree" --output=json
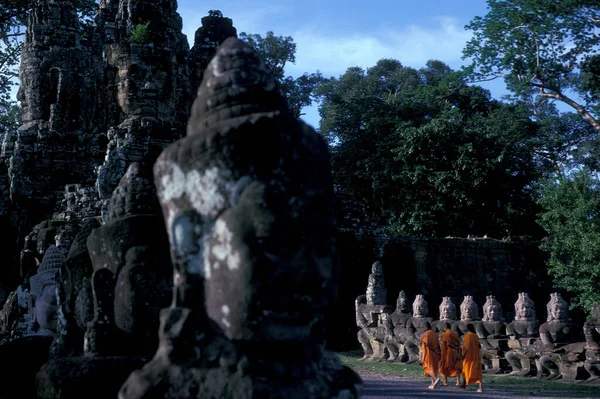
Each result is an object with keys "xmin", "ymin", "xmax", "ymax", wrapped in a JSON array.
[
  {"xmin": 318, "ymin": 59, "xmax": 546, "ymax": 237},
  {"xmin": 537, "ymin": 170, "xmax": 600, "ymax": 312},
  {"xmin": 238, "ymin": 31, "xmax": 323, "ymax": 119},
  {"xmin": 463, "ymin": 0, "xmax": 600, "ymax": 132}
]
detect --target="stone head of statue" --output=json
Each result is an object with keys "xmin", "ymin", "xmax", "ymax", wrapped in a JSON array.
[
  {"xmin": 153, "ymin": 37, "xmax": 338, "ymax": 342},
  {"xmin": 28, "ymin": 245, "xmax": 64, "ymax": 336},
  {"xmin": 482, "ymin": 295, "xmax": 503, "ymax": 322},
  {"xmin": 460, "ymin": 295, "xmax": 479, "ymax": 321},
  {"xmin": 439, "ymin": 296, "xmax": 457, "ymax": 320},
  {"xmin": 371, "ymin": 261, "xmax": 383, "ymax": 275},
  {"xmin": 396, "ymin": 291, "xmax": 409, "ymax": 314},
  {"xmin": 514, "ymin": 292, "xmax": 536, "ymax": 321},
  {"xmin": 412, "ymin": 295, "xmax": 429, "ymax": 317},
  {"xmin": 546, "ymin": 292, "xmax": 569, "ymax": 322}
]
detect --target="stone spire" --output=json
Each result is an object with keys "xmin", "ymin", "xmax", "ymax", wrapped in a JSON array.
[{"xmin": 366, "ymin": 261, "xmax": 387, "ymax": 305}]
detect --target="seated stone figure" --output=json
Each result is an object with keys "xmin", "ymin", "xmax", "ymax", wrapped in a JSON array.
[
  {"xmin": 119, "ymin": 37, "xmax": 362, "ymax": 398},
  {"xmin": 403, "ymin": 295, "xmax": 433, "ymax": 364},
  {"xmin": 452, "ymin": 295, "xmax": 480, "ymax": 338},
  {"xmin": 476, "ymin": 295, "xmax": 508, "ymax": 374},
  {"xmin": 433, "ymin": 296, "xmax": 457, "ymax": 333},
  {"xmin": 356, "ymin": 261, "xmax": 390, "ymax": 362},
  {"xmin": 505, "ymin": 293, "xmax": 540, "ymax": 376},
  {"xmin": 384, "ymin": 291, "xmax": 412, "ymax": 362},
  {"xmin": 536, "ymin": 293, "xmax": 583, "ymax": 380},
  {"xmin": 584, "ymin": 303, "xmax": 600, "ymax": 381}
]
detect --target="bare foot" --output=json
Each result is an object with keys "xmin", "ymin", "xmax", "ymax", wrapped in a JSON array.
[
  {"xmin": 428, "ymin": 385, "xmax": 435, "ymax": 390},
  {"xmin": 477, "ymin": 388, "xmax": 483, "ymax": 392},
  {"xmin": 433, "ymin": 378, "xmax": 441, "ymax": 388}
]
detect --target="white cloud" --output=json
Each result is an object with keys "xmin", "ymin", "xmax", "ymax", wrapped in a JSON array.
[{"xmin": 287, "ymin": 16, "xmax": 473, "ymax": 79}]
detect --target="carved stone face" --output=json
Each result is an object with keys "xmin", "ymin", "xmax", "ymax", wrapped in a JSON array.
[
  {"xmin": 487, "ymin": 304, "xmax": 501, "ymax": 321},
  {"xmin": 517, "ymin": 303, "xmax": 533, "ymax": 319},
  {"xmin": 550, "ymin": 303, "xmax": 567, "ymax": 321},
  {"xmin": 117, "ymin": 64, "xmax": 168, "ymax": 117},
  {"xmin": 202, "ymin": 180, "xmax": 337, "ymax": 341},
  {"xmin": 413, "ymin": 296, "xmax": 428, "ymax": 317},
  {"xmin": 441, "ymin": 305, "xmax": 453, "ymax": 319},
  {"xmin": 35, "ymin": 284, "xmax": 58, "ymax": 331}
]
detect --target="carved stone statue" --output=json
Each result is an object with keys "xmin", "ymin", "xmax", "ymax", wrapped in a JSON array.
[
  {"xmin": 539, "ymin": 293, "xmax": 580, "ymax": 349},
  {"xmin": 35, "ymin": 161, "xmax": 173, "ymax": 398},
  {"xmin": 28, "ymin": 245, "xmax": 63, "ymax": 337},
  {"xmin": 404, "ymin": 295, "xmax": 433, "ymax": 364},
  {"xmin": 584, "ymin": 303, "xmax": 600, "ymax": 381},
  {"xmin": 476, "ymin": 295, "xmax": 508, "ymax": 374},
  {"xmin": 505, "ymin": 293, "xmax": 540, "ymax": 376},
  {"xmin": 118, "ymin": 37, "xmax": 362, "ymax": 398},
  {"xmin": 433, "ymin": 296, "xmax": 457, "ymax": 333},
  {"xmin": 506, "ymin": 292, "xmax": 539, "ymax": 338},
  {"xmin": 366, "ymin": 261, "xmax": 387, "ymax": 305},
  {"xmin": 384, "ymin": 291, "xmax": 412, "ymax": 362},
  {"xmin": 356, "ymin": 261, "xmax": 390, "ymax": 362},
  {"xmin": 452, "ymin": 295, "xmax": 480, "ymax": 337},
  {"xmin": 536, "ymin": 293, "xmax": 583, "ymax": 380},
  {"xmin": 477, "ymin": 295, "xmax": 506, "ymax": 339}
]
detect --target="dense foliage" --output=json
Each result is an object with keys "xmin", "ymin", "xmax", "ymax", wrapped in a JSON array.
[
  {"xmin": 238, "ymin": 31, "xmax": 323, "ymax": 119},
  {"xmin": 317, "ymin": 59, "xmax": 551, "ymax": 237},
  {"xmin": 537, "ymin": 171, "xmax": 600, "ymax": 312}
]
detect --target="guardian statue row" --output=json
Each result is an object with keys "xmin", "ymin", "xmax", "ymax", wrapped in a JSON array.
[{"xmin": 355, "ymin": 261, "xmax": 600, "ymax": 382}]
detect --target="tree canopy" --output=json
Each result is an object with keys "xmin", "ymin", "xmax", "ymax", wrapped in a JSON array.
[
  {"xmin": 317, "ymin": 59, "xmax": 548, "ymax": 237},
  {"xmin": 238, "ymin": 31, "xmax": 323, "ymax": 119},
  {"xmin": 537, "ymin": 171, "xmax": 600, "ymax": 312},
  {"xmin": 463, "ymin": 0, "xmax": 600, "ymax": 132}
]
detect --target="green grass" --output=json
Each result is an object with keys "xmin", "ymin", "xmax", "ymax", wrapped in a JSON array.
[{"xmin": 338, "ymin": 351, "xmax": 600, "ymax": 398}]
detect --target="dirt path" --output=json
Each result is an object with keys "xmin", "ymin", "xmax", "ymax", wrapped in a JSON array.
[{"xmin": 358, "ymin": 372, "xmax": 598, "ymax": 399}]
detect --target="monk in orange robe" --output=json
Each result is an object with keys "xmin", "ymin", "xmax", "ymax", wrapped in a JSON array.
[
  {"xmin": 440, "ymin": 322, "xmax": 462, "ymax": 386},
  {"xmin": 420, "ymin": 321, "xmax": 441, "ymax": 389},
  {"xmin": 461, "ymin": 323, "xmax": 483, "ymax": 392}
]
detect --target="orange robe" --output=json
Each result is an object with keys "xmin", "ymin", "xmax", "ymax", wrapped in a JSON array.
[
  {"xmin": 440, "ymin": 329, "xmax": 462, "ymax": 377},
  {"xmin": 420, "ymin": 329, "xmax": 441, "ymax": 377},
  {"xmin": 462, "ymin": 331, "xmax": 483, "ymax": 385}
]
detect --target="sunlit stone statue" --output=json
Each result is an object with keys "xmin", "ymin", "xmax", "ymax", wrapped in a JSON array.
[
  {"xmin": 505, "ymin": 293, "xmax": 540, "ymax": 376},
  {"xmin": 119, "ymin": 37, "xmax": 362, "ymax": 398},
  {"xmin": 536, "ymin": 293, "xmax": 583, "ymax": 380},
  {"xmin": 506, "ymin": 292, "xmax": 539, "ymax": 338},
  {"xmin": 384, "ymin": 291, "xmax": 412, "ymax": 362},
  {"xmin": 433, "ymin": 296, "xmax": 457, "ymax": 333},
  {"xmin": 476, "ymin": 295, "xmax": 508, "ymax": 374},
  {"xmin": 452, "ymin": 295, "xmax": 480, "ymax": 337},
  {"xmin": 403, "ymin": 295, "xmax": 433, "ymax": 364}
]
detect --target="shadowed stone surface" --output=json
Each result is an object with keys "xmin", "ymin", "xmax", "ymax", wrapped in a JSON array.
[{"xmin": 118, "ymin": 37, "xmax": 362, "ymax": 399}]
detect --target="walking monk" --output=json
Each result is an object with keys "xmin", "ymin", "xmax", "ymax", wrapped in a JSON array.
[
  {"xmin": 461, "ymin": 323, "xmax": 483, "ymax": 392},
  {"xmin": 440, "ymin": 322, "xmax": 462, "ymax": 386},
  {"xmin": 420, "ymin": 321, "xmax": 441, "ymax": 389}
]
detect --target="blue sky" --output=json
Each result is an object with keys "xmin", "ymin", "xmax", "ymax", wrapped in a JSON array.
[{"xmin": 177, "ymin": 0, "xmax": 509, "ymax": 129}]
